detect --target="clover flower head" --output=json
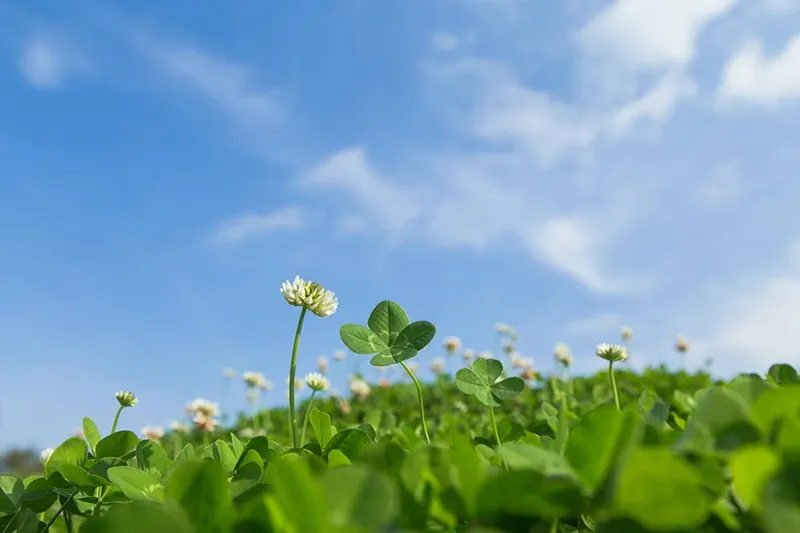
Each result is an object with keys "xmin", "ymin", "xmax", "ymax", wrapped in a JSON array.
[
  {"xmin": 333, "ymin": 350, "xmax": 345, "ymax": 362},
  {"xmin": 554, "ymin": 343, "xmax": 573, "ymax": 367},
  {"xmin": 621, "ymin": 326, "xmax": 634, "ymax": 343},
  {"xmin": 141, "ymin": 426, "xmax": 165, "ymax": 442},
  {"xmin": 286, "ymin": 377, "xmax": 304, "ymax": 390},
  {"xmin": 186, "ymin": 398, "xmax": 219, "ymax": 418},
  {"xmin": 596, "ymin": 343, "xmax": 628, "ymax": 363},
  {"xmin": 495, "ymin": 323, "xmax": 518, "ymax": 338},
  {"xmin": 517, "ymin": 356, "xmax": 534, "ymax": 369},
  {"xmin": 406, "ymin": 362, "xmax": 418, "ymax": 374},
  {"xmin": 338, "ymin": 398, "xmax": 352, "ymax": 414},
  {"xmin": 280, "ymin": 275, "xmax": 338, "ymax": 317},
  {"xmin": 243, "ymin": 371, "xmax": 267, "ymax": 389},
  {"xmin": 444, "ymin": 336, "xmax": 461, "ymax": 353},
  {"xmin": 115, "ymin": 390, "xmax": 138, "ymax": 408},
  {"xmin": 675, "ymin": 335, "xmax": 690, "ymax": 353},
  {"xmin": 193, "ymin": 413, "xmax": 218, "ymax": 432},
  {"xmin": 378, "ymin": 378, "xmax": 391, "ymax": 388},
  {"xmin": 520, "ymin": 368, "xmax": 538, "ymax": 382},
  {"xmin": 40, "ymin": 448, "xmax": 54, "ymax": 464},
  {"xmin": 463, "ymin": 349, "xmax": 475, "ymax": 362},
  {"xmin": 238, "ymin": 427, "xmax": 255, "ymax": 439},
  {"xmin": 431, "ymin": 357, "xmax": 444, "ymax": 374},
  {"xmin": 317, "ymin": 355, "xmax": 329, "ymax": 374},
  {"xmin": 349, "ymin": 378, "xmax": 371, "ymax": 400},
  {"xmin": 478, "ymin": 351, "xmax": 492, "ymax": 359},
  {"xmin": 305, "ymin": 372, "xmax": 331, "ymax": 392},
  {"xmin": 170, "ymin": 421, "xmax": 189, "ymax": 433},
  {"xmin": 222, "ymin": 368, "xmax": 237, "ymax": 379},
  {"xmin": 503, "ymin": 342, "xmax": 516, "ymax": 354},
  {"xmin": 258, "ymin": 378, "xmax": 273, "ymax": 391}
]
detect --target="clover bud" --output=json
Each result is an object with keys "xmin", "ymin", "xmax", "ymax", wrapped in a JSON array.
[
  {"xmin": 305, "ymin": 372, "xmax": 331, "ymax": 392},
  {"xmin": 444, "ymin": 336, "xmax": 461, "ymax": 353},
  {"xmin": 40, "ymin": 448, "xmax": 54, "ymax": 464},
  {"xmin": 675, "ymin": 335, "xmax": 690, "ymax": 353},
  {"xmin": 115, "ymin": 391, "xmax": 138, "ymax": 408}
]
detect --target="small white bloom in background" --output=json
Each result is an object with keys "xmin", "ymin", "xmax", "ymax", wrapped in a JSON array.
[
  {"xmin": 243, "ymin": 371, "xmax": 270, "ymax": 390},
  {"xmin": 74, "ymin": 429, "xmax": 85, "ymax": 439},
  {"xmin": 222, "ymin": 368, "xmax": 237, "ymax": 379},
  {"xmin": 554, "ymin": 343, "xmax": 573, "ymax": 368},
  {"xmin": 503, "ymin": 342, "xmax": 515, "ymax": 355},
  {"xmin": 495, "ymin": 323, "xmax": 518, "ymax": 338},
  {"xmin": 280, "ymin": 275, "xmax": 338, "ymax": 317},
  {"xmin": 238, "ymin": 427, "xmax": 255, "ymax": 439},
  {"xmin": 406, "ymin": 362, "xmax": 418, "ymax": 374},
  {"xmin": 378, "ymin": 378, "xmax": 391, "ymax": 388},
  {"xmin": 517, "ymin": 356, "xmax": 534, "ymax": 369},
  {"xmin": 520, "ymin": 368, "xmax": 538, "ymax": 382},
  {"xmin": 186, "ymin": 398, "xmax": 219, "ymax": 418},
  {"xmin": 338, "ymin": 398, "xmax": 352, "ymax": 414},
  {"xmin": 349, "ymin": 379, "xmax": 371, "ymax": 400},
  {"xmin": 463, "ymin": 349, "xmax": 475, "ymax": 362},
  {"xmin": 444, "ymin": 336, "xmax": 461, "ymax": 354},
  {"xmin": 141, "ymin": 426, "xmax": 165, "ymax": 442},
  {"xmin": 317, "ymin": 355, "xmax": 329, "ymax": 374},
  {"xmin": 170, "ymin": 421, "xmax": 188, "ymax": 433},
  {"xmin": 675, "ymin": 335, "xmax": 690, "ymax": 353},
  {"xmin": 115, "ymin": 391, "xmax": 138, "ymax": 408},
  {"xmin": 511, "ymin": 352, "xmax": 523, "ymax": 368},
  {"xmin": 333, "ymin": 350, "xmax": 345, "ymax": 362},
  {"xmin": 40, "ymin": 448, "xmax": 54, "ymax": 463},
  {"xmin": 478, "ymin": 351, "xmax": 492, "ymax": 359},
  {"xmin": 286, "ymin": 377, "xmax": 304, "ymax": 390},
  {"xmin": 621, "ymin": 326, "xmax": 633, "ymax": 343},
  {"xmin": 305, "ymin": 372, "xmax": 331, "ymax": 392},
  {"xmin": 193, "ymin": 413, "xmax": 218, "ymax": 432},
  {"xmin": 431, "ymin": 358, "xmax": 444, "ymax": 374},
  {"xmin": 596, "ymin": 343, "xmax": 628, "ymax": 363}
]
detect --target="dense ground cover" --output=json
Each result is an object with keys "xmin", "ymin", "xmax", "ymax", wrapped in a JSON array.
[{"xmin": 2, "ymin": 285, "xmax": 799, "ymax": 532}]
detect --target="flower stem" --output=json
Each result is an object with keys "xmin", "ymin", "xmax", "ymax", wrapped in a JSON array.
[
  {"xmin": 300, "ymin": 392, "xmax": 316, "ymax": 445},
  {"xmin": 43, "ymin": 490, "xmax": 77, "ymax": 533},
  {"xmin": 288, "ymin": 307, "xmax": 308, "ymax": 448},
  {"xmin": 609, "ymin": 361, "xmax": 620, "ymax": 411},
  {"xmin": 549, "ymin": 518, "xmax": 560, "ymax": 533},
  {"xmin": 110, "ymin": 406, "xmax": 124, "ymax": 433},
  {"xmin": 488, "ymin": 404, "xmax": 502, "ymax": 448},
  {"xmin": 400, "ymin": 361, "xmax": 431, "ymax": 444}
]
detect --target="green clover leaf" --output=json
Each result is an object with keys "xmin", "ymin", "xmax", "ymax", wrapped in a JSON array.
[{"xmin": 456, "ymin": 358, "xmax": 525, "ymax": 407}]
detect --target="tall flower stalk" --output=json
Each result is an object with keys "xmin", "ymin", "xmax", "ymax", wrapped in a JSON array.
[
  {"xmin": 300, "ymin": 372, "xmax": 330, "ymax": 444},
  {"xmin": 401, "ymin": 361, "xmax": 432, "ymax": 444},
  {"xmin": 596, "ymin": 343, "xmax": 628, "ymax": 411},
  {"xmin": 281, "ymin": 275, "xmax": 338, "ymax": 448},
  {"xmin": 111, "ymin": 391, "xmax": 137, "ymax": 433}
]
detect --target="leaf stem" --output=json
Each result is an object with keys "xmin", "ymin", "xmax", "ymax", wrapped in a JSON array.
[
  {"xmin": 288, "ymin": 307, "xmax": 308, "ymax": 448},
  {"xmin": 400, "ymin": 361, "xmax": 431, "ymax": 444},
  {"xmin": 300, "ymin": 392, "xmax": 316, "ymax": 445},
  {"xmin": 609, "ymin": 361, "xmax": 620, "ymax": 411},
  {"xmin": 110, "ymin": 405, "xmax": 124, "ymax": 433},
  {"xmin": 488, "ymin": 404, "xmax": 502, "ymax": 448},
  {"xmin": 549, "ymin": 518, "xmax": 559, "ymax": 533},
  {"xmin": 43, "ymin": 490, "xmax": 77, "ymax": 532}
]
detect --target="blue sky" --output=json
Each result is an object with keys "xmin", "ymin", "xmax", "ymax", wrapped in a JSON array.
[{"xmin": 1, "ymin": 0, "xmax": 800, "ymax": 450}]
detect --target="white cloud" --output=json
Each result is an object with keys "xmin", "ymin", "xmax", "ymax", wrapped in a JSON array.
[
  {"xmin": 150, "ymin": 46, "xmax": 283, "ymax": 128},
  {"xmin": 211, "ymin": 206, "xmax": 305, "ymax": 245},
  {"xmin": 717, "ymin": 35, "xmax": 800, "ymax": 106},
  {"xmin": 577, "ymin": 0, "xmax": 738, "ymax": 72},
  {"xmin": 563, "ymin": 312, "xmax": 626, "ymax": 337},
  {"xmin": 18, "ymin": 37, "xmax": 87, "ymax": 89},
  {"xmin": 431, "ymin": 31, "xmax": 460, "ymax": 52},
  {"xmin": 761, "ymin": 0, "xmax": 800, "ymax": 12},
  {"xmin": 695, "ymin": 160, "xmax": 743, "ymax": 206}
]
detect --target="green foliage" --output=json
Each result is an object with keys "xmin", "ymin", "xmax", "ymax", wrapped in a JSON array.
[{"xmin": 2, "ymin": 296, "xmax": 799, "ymax": 532}]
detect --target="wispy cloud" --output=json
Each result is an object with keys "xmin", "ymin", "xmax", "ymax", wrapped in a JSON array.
[
  {"xmin": 210, "ymin": 206, "xmax": 306, "ymax": 245},
  {"xmin": 18, "ymin": 36, "xmax": 89, "ymax": 89}
]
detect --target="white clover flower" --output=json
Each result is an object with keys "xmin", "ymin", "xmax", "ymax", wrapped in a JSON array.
[
  {"xmin": 186, "ymin": 398, "xmax": 219, "ymax": 418},
  {"xmin": 443, "ymin": 336, "xmax": 461, "ymax": 353},
  {"xmin": 305, "ymin": 372, "xmax": 331, "ymax": 392},
  {"xmin": 596, "ymin": 343, "xmax": 628, "ymax": 363},
  {"xmin": 317, "ymin": 355, "xmax": 329, "ymax": 374},
  {"xmin": 243, "ymin": 371, "xmax": 267, "ymax": 389},
  {"xmin": 222, "ymin": 368, "xmax": 237, "ymax": 379},
  {"xmin": 463, "ymin": 349, "xmax": 475, "ymax": 362},
  {"xmin": 280, "ymin": 275, "xmax": 338, "ymax": 317},
  {"xmin": 431, "ymin": 357, "xmax": 444, "ymax": 374},
  {"xmin": 141, "ymin": 426, "xmax": 165, "ymax": 441},
  {"xmin": 170, "ymin": 421, "xmax": 188, "ymax": 433},
  {"xmin": 193, "ymin": 413, "xmax": 218, "ymax": 432},
  {"xmin": 495, "ymin": 323, "xmax": 518, "ymax": 338},
  {"xmin": 517, "ymin": 356, "xmax": 534, "ymax": 369},
  {"xmin": 286, "ymin": 377, "xmax": 304, "ymax": 390},
  {"xmin": 406, "ymin": 362, "xmax": 418, "ymax": 374},
  {"xmin": 621, "ymin": 326, "xmax": 633, "ymax": 343},
  {"xmin": 115, "ymin": 391, "xmax": 138, "ymax": 408},
  {"xmin": 478, "ymin": 351, "xmax": 492, "ymax": 359},
  {"xmin": 238, "ymin": 427, "xmax": 255, "ymax": 439},
  {"xmin": 333, "ymin": 350, "xmax": 345, "ymax": 362},
  {"xmin": 503, "ymin": 342, "xmax": 516, "ymax": 355},
  {"xmin": 675, "ymin": 335, "xmax": 690, "ymax": 353},
  {"xmin": 349, "ymin": 379, "xmax": 371, "ymax": 400},
  {"xmin": 554, "ymin": 343, "xmax": 573, "ymax": 367},
  {"xmin": 40, "ymin": 448, "xmax": 54, "ymax": 464}
]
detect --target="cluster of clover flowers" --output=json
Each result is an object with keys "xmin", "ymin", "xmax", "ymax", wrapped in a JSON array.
[{"xmin": 39, "ymin": 277, "xmax": 697, "ymax": 462}]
